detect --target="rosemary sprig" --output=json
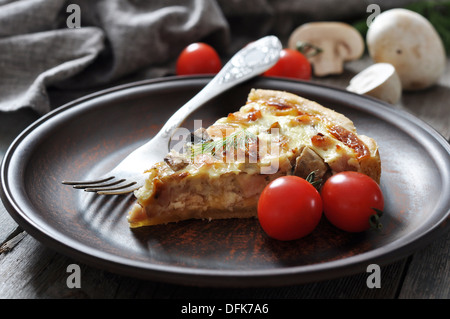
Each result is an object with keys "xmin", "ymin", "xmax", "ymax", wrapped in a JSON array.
[
  {"xmin": 369, "ymin": 208, "xmax": 384, "ymax": 232},
  {"xmin": 305, "ymin": 170, "xmax": 323, "ymax": 190},
  {"xmin": 190, "ymin": 129, "xmax": 257, "ymax": 158}
]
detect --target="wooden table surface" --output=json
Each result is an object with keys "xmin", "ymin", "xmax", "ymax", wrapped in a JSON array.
[{"xmin": 0, "ymin": 56, "xmax": 448, "ymax": 300}]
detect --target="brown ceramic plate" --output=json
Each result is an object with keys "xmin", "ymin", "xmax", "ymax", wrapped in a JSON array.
[{"xmin": 1, "ymin": 76, "xmax": 449, "ymax": 287}]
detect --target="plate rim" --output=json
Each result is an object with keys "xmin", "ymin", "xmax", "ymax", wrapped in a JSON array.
[{"xmin": 1, "ymin": 76, "xmax": 449, "ymax": 287}]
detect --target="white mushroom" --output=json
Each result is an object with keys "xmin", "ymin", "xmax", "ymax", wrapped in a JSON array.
[
  {"xmin": 366, "ymin": 8, "xmax": 446, "ymax": 91},
  {"xmin": 288, "ymin": 22, "xmax": 365, "ymax": 77},
  {"xmin": 347, "ymin": 63, "xmax": 402, "ymax": 104}
]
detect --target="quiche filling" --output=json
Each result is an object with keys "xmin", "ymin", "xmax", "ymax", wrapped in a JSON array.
[{"xmin": 128, "ymin": 89, "xmax": 380, "ymax": 228}]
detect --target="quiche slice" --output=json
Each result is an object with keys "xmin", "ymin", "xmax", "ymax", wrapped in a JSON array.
[{"xmin": 127, "ymin": 89, "xmax": 381, "ymax": 228}]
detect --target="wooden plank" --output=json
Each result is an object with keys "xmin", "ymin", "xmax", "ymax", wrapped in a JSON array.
[
  {"xmin": 0, "ymin": 235, "xmax": 119, "ymax": 298},
  {"xmin": 0, "ymin": 231, "xmax": 408, "ymax": 298},
  {"xmin": 0, "ymin": 228, "xmax": 26, "ymax": 254},
  {"xmin": 130, "ymin": 260, "xmax": 408, "ymax": 299},
  {"xmin": 0, "ymin": 207, "xmax": 22, "ymax": 245},
  {"xmin": 398, "ymin": 230, "xmax": 450, "ymax": 299}
]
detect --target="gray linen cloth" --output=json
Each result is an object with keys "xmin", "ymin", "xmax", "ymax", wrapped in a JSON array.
[
  {"xmin": 0, "ymin": 0, "xmax": 414, "ymax": 114},
  {"xmin": 0, "ymin": 0, "xmax": 229, "ymax": 113}
]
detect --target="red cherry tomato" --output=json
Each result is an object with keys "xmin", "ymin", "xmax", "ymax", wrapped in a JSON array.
[
  {"xmin": 176, "ymin": 43, "xmax": 222, "ymax": 75},
  {"xmin": 321, "ymin": 171, "xmax": 384, "ymax": 233},
  {"xmin": 263, "ymin": 48, "xmax": 311, "ymax": 80},
  {"xmin": 257, "ymin": 176, "xmax": 322, "ymax": 241}
]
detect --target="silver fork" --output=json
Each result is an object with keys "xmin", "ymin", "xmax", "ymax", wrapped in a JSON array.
[{"xmin": 62, "ymin": 35, "xmax": 282, "ymax": 195}]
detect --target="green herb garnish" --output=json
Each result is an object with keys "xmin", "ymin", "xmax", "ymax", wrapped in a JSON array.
[{"xmin": 190, "ymin": 129, "xmax": 257, "ymax": 159}]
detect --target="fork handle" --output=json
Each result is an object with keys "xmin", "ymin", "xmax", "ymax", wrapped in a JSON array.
[{"xmin": 157, "ymin": 35, "xmax": 282, "ymax": 141}]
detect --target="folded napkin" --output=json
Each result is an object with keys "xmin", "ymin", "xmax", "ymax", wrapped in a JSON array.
[
  {"xmin": 0, "ymin": 0, "xmax": 415, "ymax": 114},
  {"xmin": 0, "ymin": 0, "xmax": 229, "ymax": 113}
]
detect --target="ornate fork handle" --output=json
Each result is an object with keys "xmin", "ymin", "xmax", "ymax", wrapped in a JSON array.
[{"xmin": 159, "ymin": 35, "xmax": 282, "ymax": 141}]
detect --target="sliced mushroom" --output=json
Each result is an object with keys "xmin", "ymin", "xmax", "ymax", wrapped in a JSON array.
[
  {"xmin": 288, "ymin": 22, "xmax": 364, "ymax": 77},
  {"xmin": 293, "ymin": 146, "xmax": 328, "ymax": 181},
  {"xmin": 164, "ymin": 150, "xmax": 189, "ymax": 171},
  {"xmin": 347, "ymin": 63, "xmax": 402, "ymax": 104}
]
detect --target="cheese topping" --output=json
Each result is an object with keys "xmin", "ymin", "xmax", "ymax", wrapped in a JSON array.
[
  {"xmin": 141, "ymin": 96, "xmax": 368, "ymax": 183},
  {"xmin": 180, "ymin": 99, "xmax": 366, "ymax": 176}
]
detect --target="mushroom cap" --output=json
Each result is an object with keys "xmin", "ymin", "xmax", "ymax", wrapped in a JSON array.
[
  {"xmin": 366, "ymin": 8, "xmax": 446, "ymax": 90},
  {"xmin": 288, "ymin": 22, "xmax": 365, "ymax": 76}
]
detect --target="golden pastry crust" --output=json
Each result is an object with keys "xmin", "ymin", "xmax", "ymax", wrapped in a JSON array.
[{"xmin": 127, "ymin": 89, "xmax": 381, "ymax": 228}]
